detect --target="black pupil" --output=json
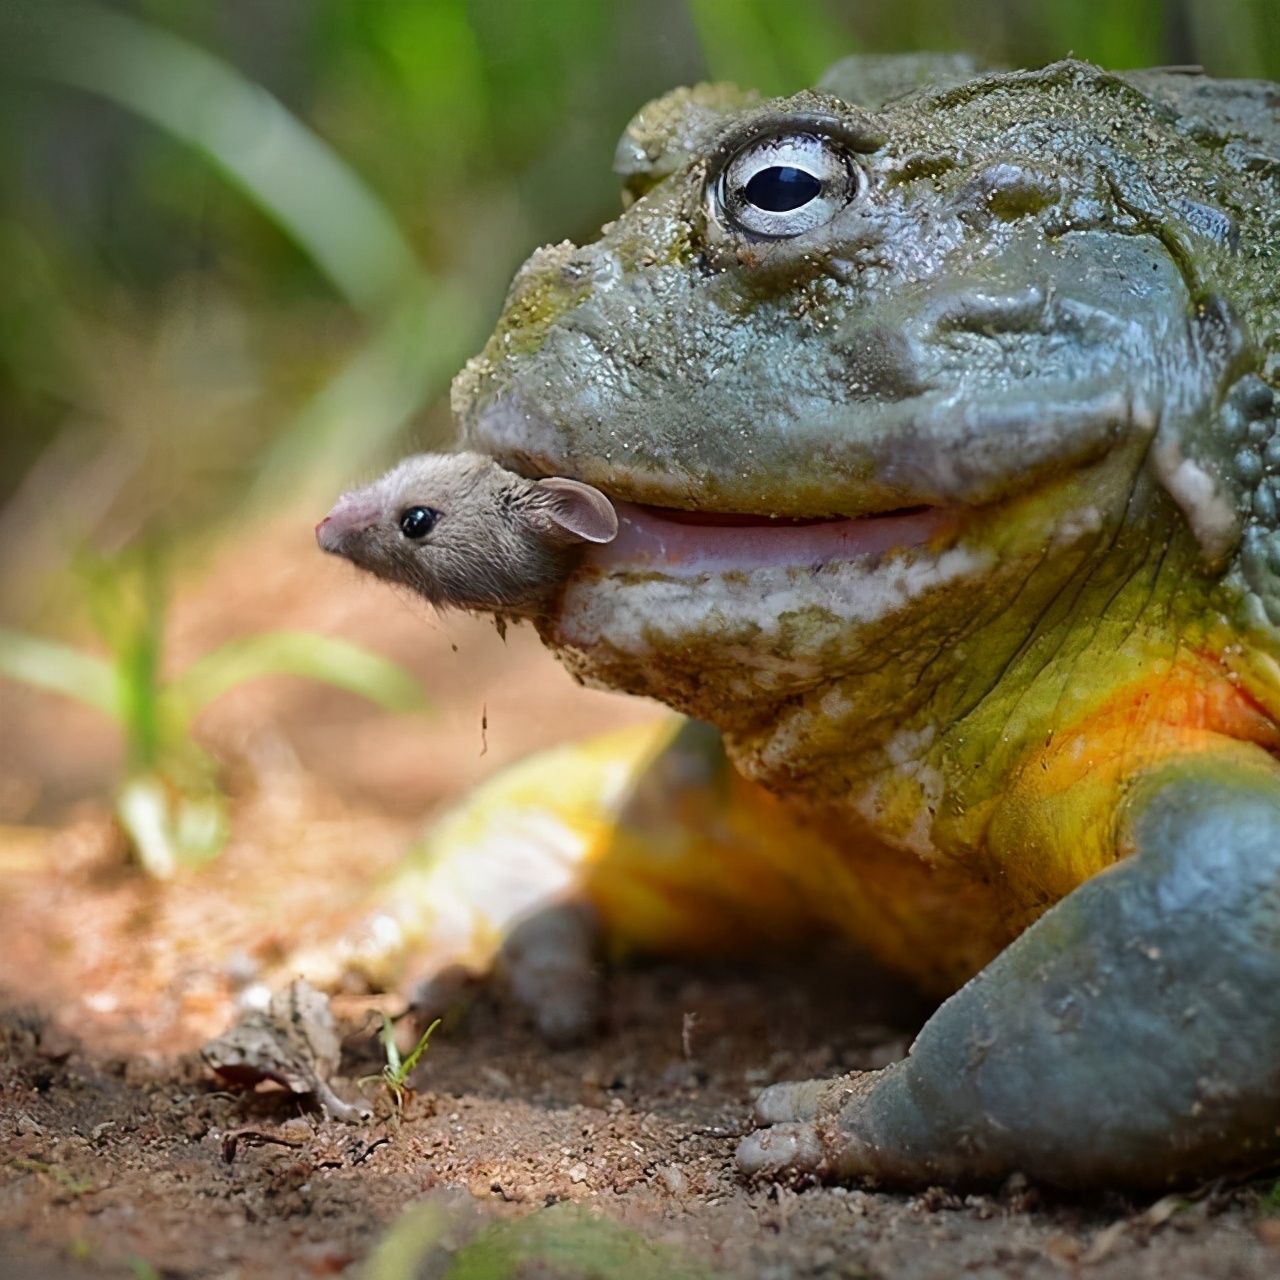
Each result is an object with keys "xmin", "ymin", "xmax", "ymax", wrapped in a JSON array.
[
  {"xmin": 743, "ymin": 165, "xmax": 822, "ymax": 213},
  {"xmin": 399, "ymin": 506, "xmax": 439, "ymax": 539}
]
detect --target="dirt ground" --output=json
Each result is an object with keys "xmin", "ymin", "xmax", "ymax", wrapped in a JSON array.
[{"xmin": 2, "ymin": 515, "xmax": 1279, "ymax": 1280}]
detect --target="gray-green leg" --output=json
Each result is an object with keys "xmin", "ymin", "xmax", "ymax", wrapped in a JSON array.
[
  {"xmin": 409, "ymin": 902, "xmax": 603, "ymax": 1047},
  {"xmin": 738, "ymin": 763, "xmax": 1280, "ymax": 1189},
  {"xmin": 498, "ymin": 901, "xmax": 602, "ymax": 1045}
]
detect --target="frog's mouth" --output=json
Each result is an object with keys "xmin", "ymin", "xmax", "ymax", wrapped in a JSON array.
[{"xmin": 589, "ymin": 500, "xmax": 961, "ymax": 575}]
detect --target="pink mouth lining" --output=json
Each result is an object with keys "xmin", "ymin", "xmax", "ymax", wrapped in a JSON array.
[{"xmin": 588, "ymin": 501, "xmax": 962, "ymax": 575}]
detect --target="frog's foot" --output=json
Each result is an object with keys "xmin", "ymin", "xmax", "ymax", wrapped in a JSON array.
[
  {"xmin": 736, "ymin": 1073, "xmax": 865, "ymax": 1181},
  {"xmin": 495, "ymin": 901, "xmax": 602, "ymax": 1044},
  {"xmin": 287, "ymin": 716, "xmax": 809, "ymax": 1041},
  {"xmin": 738, "ymin": 759, "xmax": 1280, "ymax": 1190},
  {"xmin": 292, "ymin": 893, "xmax": 604, "ymax": 1050},
  {"xmin": 284, "ymin": 724, "xmax": 660, "ymax": 1037},
  {"xmin": 737, "ymin": 1069, "xmax": 920, "ymax": 1184}
]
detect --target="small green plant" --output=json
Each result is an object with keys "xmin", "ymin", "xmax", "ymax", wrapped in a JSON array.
[
  {"xmin": 362, "ymin": 1013, "xmax": 441, "ymax": 1112},
  {"xmin": 0, "ymin": 545, "xmax": 426, "ymax": 877},
  {"xmin": 1264, "ymin": 1178, "xmax": 1280, "ymax": 1213},
  {"xmin": 10, "ymin": 1156, "xmax": 95, "ymax": 1198},
  {"xmin": 364, "ymin": 1200, "xmax": 718, "ymax": 1280}
]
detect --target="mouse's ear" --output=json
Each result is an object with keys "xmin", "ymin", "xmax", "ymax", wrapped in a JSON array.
[{"xmin": 533, "ymin": 478, "xmax": 618, "ymax": 544}]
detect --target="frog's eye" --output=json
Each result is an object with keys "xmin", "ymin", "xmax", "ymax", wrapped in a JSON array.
[
  {"xmin": 719, "ymin": 133, "xmax": 859, "ymax": 238},
  {"xmin": 399, "ymin": 506, "xmax": 441, "ymax": 539}
]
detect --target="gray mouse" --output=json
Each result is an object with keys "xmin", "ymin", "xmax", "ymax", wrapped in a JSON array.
[{"xmin": 316, "ymin": 451, "xmax": 617, "ymax": 619}]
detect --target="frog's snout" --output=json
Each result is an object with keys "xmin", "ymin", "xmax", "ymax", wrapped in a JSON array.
[{"xmin": 922, "ymin": 285, "xmax": 1051, "ymax": 337}]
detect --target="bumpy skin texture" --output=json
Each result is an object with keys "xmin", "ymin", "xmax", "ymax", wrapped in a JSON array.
[{"xmin": 322, "ymin": 58, "xmax": 1280, "ymax": 1190}]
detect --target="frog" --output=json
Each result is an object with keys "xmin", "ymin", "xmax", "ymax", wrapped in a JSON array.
[{"xmin": 305, "ymin": 55, "xmax": 1280, "ymax": 1190}]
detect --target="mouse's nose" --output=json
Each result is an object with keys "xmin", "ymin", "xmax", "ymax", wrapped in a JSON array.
[
  {"xmin": 317, "ymin": 495, "xmax": 379, "ymax": 553},
  {"xmin": 316, "ymin": 513, "xmax": 352, "ymax": 553}
]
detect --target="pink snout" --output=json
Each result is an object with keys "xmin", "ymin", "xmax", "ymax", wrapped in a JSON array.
[{"xmin": 316, "ymin": 495, "xmax": 379, "ymax": 553}]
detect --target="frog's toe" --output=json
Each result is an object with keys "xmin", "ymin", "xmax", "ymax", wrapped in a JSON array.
[
  {"xmin": 498, "ymin": 902, "xmax": 602, "ymax": 1045},
  {"xmin": 735, "ymin": 1121, "xmax": 826, "ymax": 1179},
  {"xmin": 739, "ymin": 1072, "xmax": 885, "ymax": 1182},
  {"xmin": 752, "ymin": 1075, "xmax": 852, "ymax": 1125}
]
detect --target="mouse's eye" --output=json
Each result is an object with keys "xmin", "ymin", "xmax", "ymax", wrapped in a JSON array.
[
  {"xmin": 399, "ymin": 506, "xmax": 440, "ymax": 539},
  {"xmin": 719, "ymin": 133, "xmax": 860, "ymax": 238}
]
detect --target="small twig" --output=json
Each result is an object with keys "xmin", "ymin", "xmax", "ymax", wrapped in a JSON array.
[
  {"xmin": 681, "ymin": 1012, "xmax": 700, "ymax": 1060},
  {"xmin": 221, "ymin": 1129, "xmax": 304, "ymax": 1164},
  {"xmin": 681, "ymin": 1125, "xmax": 746, "ymax": 1139},
  {"xmin": 313, "ymin": 1076, "xmax": 371, "ymax": 1123},
  {"xmin": 353, "ymin": 1136, "xmax": 392, "ymax": 1165}
]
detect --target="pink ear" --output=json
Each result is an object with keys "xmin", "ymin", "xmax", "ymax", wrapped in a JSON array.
[{"xmin": 534, "ymin": 478, "xmax": 618, "ymax": 544}]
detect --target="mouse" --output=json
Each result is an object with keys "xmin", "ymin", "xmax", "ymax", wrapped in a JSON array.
[{"xmin": 316, "ymin": 451, "xmax": 617, "ymax": 620}]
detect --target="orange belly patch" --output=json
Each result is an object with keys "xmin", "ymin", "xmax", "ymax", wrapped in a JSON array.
[{"xmin": 982, "ymin": 655, "xmax": 1280, "ymax": 930}]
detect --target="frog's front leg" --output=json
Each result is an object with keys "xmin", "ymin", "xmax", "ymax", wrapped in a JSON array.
[
  {"xmin": 289, "ymin": 716, "xmax": 815, "ymax": 1042},
  {"xmin": 738, "ymin": 751, "xmax": 1280, "ymax": 1189}
]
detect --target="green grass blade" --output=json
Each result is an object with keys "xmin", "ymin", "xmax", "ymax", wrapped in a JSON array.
[
  {"xmin": 365, "ymin": 1201, "xmax": 718, "ymax": 1280},
  {"xmin": 247, "ymin": 279, "xmax": 480, "ymax": 505},
  {"xmin": 21, "ymin": 1, "xmax": 421, "ymax": 315},
  {"xmin": 379, "ymin": 1014, "xmax": 403, "ymax": 1079},
  {"xmin": 0, "ymin": 628, "xmax": 119, "ymax": 718},
  {"xmin": 171, "ymin": 630, "xmax": 427, "ymax": 720},
  {"xmin": 689, "ymin": 0, "xmax": 851, "ymax": 95},
  {"xmin": 399, "ymin": 1018, "xmax": 441, "ymax": 1079}
]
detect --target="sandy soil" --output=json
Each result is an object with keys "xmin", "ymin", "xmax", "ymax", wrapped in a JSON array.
[{"xmin": 2, "ymin": 515, "xmax": 1279, "ymax": 1280}]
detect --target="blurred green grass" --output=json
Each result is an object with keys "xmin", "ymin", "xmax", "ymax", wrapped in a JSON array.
[{"xmin": 0, "ymin": 0, "xmax": 1277, "ymax": 624}]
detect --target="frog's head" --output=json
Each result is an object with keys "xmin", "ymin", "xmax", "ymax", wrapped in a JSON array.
[{"xmin": 454, "ymin": 58, "xmax": 1280, "ymax": 788}]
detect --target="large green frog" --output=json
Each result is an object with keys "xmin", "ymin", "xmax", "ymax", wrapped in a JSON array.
[{"xmin": 317, "ymin": 56, "xmax": 1280, "ymax": 1190}]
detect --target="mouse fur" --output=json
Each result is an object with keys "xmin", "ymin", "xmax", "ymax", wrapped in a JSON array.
[{"xmin": 316, "ymin": 451, "xmax": 617, "ymax": 619}]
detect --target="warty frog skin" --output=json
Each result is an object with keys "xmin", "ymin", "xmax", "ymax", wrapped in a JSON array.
[{"xmin": 310, "ymin": 55, "xmax": 1280, "ymax": 1190}]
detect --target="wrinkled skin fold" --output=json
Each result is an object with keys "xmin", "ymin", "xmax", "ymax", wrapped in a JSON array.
[{"xmin": 309, "ymin": 57, "xmax": 1280, "ymax": 1189}]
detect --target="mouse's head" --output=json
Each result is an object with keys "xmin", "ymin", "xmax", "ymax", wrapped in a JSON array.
[{"xmin": 317, "ymin": 452, "xmax": 617, "ymax": 614}]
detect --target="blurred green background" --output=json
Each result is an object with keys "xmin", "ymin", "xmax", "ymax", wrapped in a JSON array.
[{"xmin": 0, "ymin": 0, "xmax": 1277, "ymax": 626}]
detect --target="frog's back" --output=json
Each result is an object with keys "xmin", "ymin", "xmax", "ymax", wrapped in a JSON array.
[
  {"xmin": 821, "ymin": 55, "xmax": 1280, "ymax": 164},
  {"xmin": 1121, "ymin": 67, "xmax": 1280, "ymax": 167}
]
